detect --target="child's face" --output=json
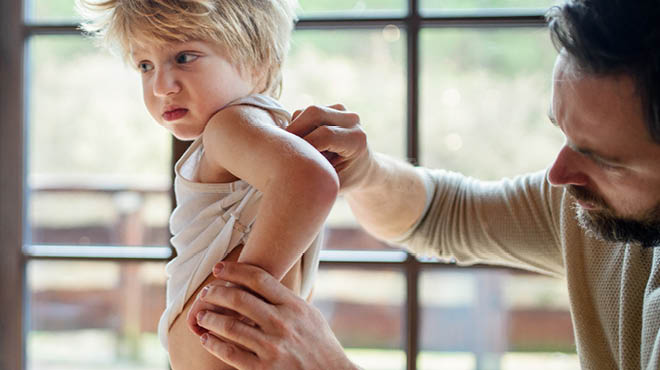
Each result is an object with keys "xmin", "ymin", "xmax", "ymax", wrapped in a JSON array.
[{"xmin": 131, "ymin": 40, "xmax": 255, "ymax": 140}]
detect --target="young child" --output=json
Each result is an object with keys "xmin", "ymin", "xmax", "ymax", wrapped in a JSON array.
[{"xmin": 77, "ymin": 1, "xmax": 339, "ymax": 368}]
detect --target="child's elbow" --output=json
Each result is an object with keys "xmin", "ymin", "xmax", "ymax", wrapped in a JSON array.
[{"xmin": 298, "ymin": 161, "xmax": 339, "ymax": 206}]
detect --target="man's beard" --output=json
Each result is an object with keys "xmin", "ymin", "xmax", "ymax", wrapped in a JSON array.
[{"xmin": 567, "ymin": 185, "xmax": 660, "ymax": 248}]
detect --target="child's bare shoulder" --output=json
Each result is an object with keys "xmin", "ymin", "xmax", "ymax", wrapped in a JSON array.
[
  {"xmin": 200, "ymin": 103, "xmax": 288, "ymax": 166},
  {"xmin": 205, "ymin": 103, "xmax": 279, "ymax": 135}
]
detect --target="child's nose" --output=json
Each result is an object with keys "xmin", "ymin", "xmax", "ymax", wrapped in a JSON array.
[{"xmin": 153, "ymin": 68, "xmax": 180, "ymax": 97}]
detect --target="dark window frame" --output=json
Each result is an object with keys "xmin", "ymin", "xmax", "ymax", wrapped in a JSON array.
[{"xmin": 0, "ymin": 1, "xmax": 550, "ymax": 369}]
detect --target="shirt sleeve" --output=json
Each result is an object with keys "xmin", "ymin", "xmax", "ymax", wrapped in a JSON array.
[
  {"xmin": 396, "ymin": 168, "xmax": 566, "ymax": 277},
  {"xmin": 388, "ymin": 167, "xmax": 435, "ymax": 243}
]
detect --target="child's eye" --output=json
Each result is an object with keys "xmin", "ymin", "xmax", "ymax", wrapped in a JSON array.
[
  {"xmin": 175, "ymin": 53, "xmax": 199, "ymax": 64},
  {"xmin": 138, "ymin": 62, "xmax": 153, "ymax": 73}
]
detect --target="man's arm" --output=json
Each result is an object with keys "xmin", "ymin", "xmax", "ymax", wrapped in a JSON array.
[
  {"xmin": 287, "ymin": 105, "xmax": 428, "ymax": 240},
  {"xmin": 345, "ymin": 152, "xmax": 428, "ymax": 240}
]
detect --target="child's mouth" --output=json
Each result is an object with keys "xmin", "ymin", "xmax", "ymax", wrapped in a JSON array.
[{"xmin": 163, "ymin": 108, "xmax": 189, "ymax": 121}]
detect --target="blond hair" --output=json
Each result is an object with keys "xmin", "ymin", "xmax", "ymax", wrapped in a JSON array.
[{"xmin": 77, "ymin": 0, "xmax": 297, "ymax": 97}]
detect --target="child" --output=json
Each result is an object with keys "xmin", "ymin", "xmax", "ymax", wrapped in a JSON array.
[{"xmin": 77, "ymin": 1, "xmax": 339, "ymax": 369}]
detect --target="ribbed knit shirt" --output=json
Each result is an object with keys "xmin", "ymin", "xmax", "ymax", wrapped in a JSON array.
[{"xmin": 398, "ymin": 168, "xmax": 660, "ymax": 370}]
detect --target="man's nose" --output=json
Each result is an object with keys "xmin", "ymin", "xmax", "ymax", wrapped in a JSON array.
[
  {"xmin": 153, "ymin": 67, "xmax": 180, "ymax": 97},
  {"xmin": 547, "ymin": 145, "xmax": 589, "ymax": 187}
]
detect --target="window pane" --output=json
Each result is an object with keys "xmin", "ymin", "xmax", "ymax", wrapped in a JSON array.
[
  {"xmin": 312, "ymin": 267, "xmax": 406, "ymax": 370},
  {"xmin": 421, "ymin": 0, "xmax": 561, "ymax": 11},
  {"xmin": 283, "ymin": 29, "xmax": 405, "ymax": 247},
  {"xmin": 26, "ymin": 0, "xmax": 79, "ymax": 23},
  {"xmin": 283, "ymin": 29, "xmax": 406, "ymax": 161},
  {"xmin": 27, "ymin": 35, "xmax": 172, "ymax": 247},
  {"xmin": 420, "ymin": 28, "xmax": 562, "ymax": 180},
  {"xmin": 298, "ymin": 0, "xmax": 406, "ymax": 16},
  {"xmin": 28, "ymin": 260, "xmax": 168, "ymax": 370},
  {"xmin": 418, "ymin": 268, "xmax": 579, "ymax": 370},
  {"xmin": 25, "ymin": 0, "xmax": 409, "ymax": 23}
]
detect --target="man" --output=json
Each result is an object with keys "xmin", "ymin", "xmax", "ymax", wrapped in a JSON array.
[{"xmin": 189, "ymin": 0, "xmax": 660, "ymax": 369}]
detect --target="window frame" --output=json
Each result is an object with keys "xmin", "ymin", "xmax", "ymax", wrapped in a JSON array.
[
  {"xmin": 0, "ymin": 1, "xmax": 551, "ymax": 369},
  {"xmin": 1, "ymin": 1, "xmax": 26, "ymax": 370}
]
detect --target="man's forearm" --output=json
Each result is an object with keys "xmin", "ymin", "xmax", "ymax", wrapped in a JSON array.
[{"xmin": 345, "ymin": 152, "xmax": 428, "ymax": 241}]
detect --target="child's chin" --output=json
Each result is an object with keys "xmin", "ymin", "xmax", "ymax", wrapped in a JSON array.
[{"xmin": 171, "ymin": 129, "xmax": 202, "ymax": 141}]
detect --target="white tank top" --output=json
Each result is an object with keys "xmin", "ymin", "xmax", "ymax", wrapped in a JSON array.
[{"xmin": 157, "ymin": 94, "xmax": 323, "ymax": 349}]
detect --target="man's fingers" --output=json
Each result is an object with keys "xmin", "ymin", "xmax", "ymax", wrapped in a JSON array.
[
  {"xmin": 287, "ymin": 105, "xmax": 360, "ymax": 138},
  {"xmin": 197, "ymin": 310, "xmax": 266, "ymax": 355},
  {"xmin": 327, "ymin": 103, "xmax": 347, "ymax": 111},
  {"xmin": 213, "ymin": 262, "xmax": 296, "ymax": 306},
  {"xmin": 186, "ymin": 298, "xmax": 223, "ymax": 336},
  {"xmin": 200, "ymin": 282, "xmax": 274, "ymax": 328},
  {"xmin": 200, "ymin": 333, "xmax": 260, "ymax": 370},
  {"xmin": 304, "ymin": 125, "xmax": 366, "ymax": 159},
  {"xmin": 292, "ymin": 109, "xmax": 303, "ymax": 121}
]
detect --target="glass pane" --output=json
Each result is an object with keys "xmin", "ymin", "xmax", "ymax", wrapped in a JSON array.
[
  {"xmin": 312, "ymin": 267, "xmax": 406, "ymax": 370},
  {"xmin": 421, "ymin": 0, "xmax": 562, "ymax": 11},
  {"xmin": 25, "ymin": 0, "xmax": 408, "ymax": 23},
  {"xmin": 298, "ymin": 0, "xmax": 406, "ymax": 16},
  {"xmin": 324, "ymin": 198, "xmax": 397, "ymax": 251},
  {"xmin": 27, "ymin": 35, "xmax": 172, "ymax": 247},
  {"xmin": 27, "ymin": 260, "xmax": 169, "ymax": 370},
  {"xmin": 418, "ymin": 268, "xmax": 579, "ymax": 370},
  {"xmin": 283, "ymin": 29, "xmax": 406, "ymax": 161},
  {"xmin": 282, "ymin": 29, "xmax": 406, "ymax": 248},
  {"xmin": 26, "ymin": 0, "xmax": 79, "ymax": 23},
  {"xmin": 420, "ymin": 28, "xmax": 562, "ymax": 180}
]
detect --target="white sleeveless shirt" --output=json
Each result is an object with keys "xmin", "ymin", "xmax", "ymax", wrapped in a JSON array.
[{"xmin": 158, "ymin": 95, "xmax": 323, "ymax": 348}]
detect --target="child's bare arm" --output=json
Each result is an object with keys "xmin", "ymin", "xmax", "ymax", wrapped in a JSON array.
[{"xmin": 204, "ymin": 104, "xmax": 339, "ymax": 279}]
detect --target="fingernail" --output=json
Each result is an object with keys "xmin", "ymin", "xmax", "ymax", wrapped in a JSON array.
[
  {"xmin": 201, "ymin": 286, "xmax": 209, "ymax": 298},
  {"xmin": 213, "ymin": 262, "xmax": 224, "ymax": 276},
  {"xmin": 200, "ymin": 333, "xmax": 208, "ymax": 345},
  {"xmin": 197, "ymin": 311, "xmax": 206, "ymax": 322}
]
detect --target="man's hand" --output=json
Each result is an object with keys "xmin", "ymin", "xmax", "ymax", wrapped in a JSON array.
[
  {"xmin": 194, "ymin": 262, "xmax": 358, "ymax": 370},
  {"xmin": 287, "ymin": 104, "xmax": 373, "ymax": 193}
]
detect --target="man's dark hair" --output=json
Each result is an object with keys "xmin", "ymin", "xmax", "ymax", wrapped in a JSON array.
[{"xmin": 547, "ymin": 0, "xmax": 660, "ymax": 144}]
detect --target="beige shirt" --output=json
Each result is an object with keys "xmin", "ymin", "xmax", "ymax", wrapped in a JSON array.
[{"xmin": 398, "ymin": 169, "xmax": 660, "ymax": 370}]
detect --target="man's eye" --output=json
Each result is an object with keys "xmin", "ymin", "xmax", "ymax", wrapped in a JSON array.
[
  {"xmin": 138, "ymin": 62, "xmax": 153, "ymax": 73},
  {"xmin": 176, "ymin": 53, "xmax": 198, "ymax": 64},
  {"xmin": 593, "ymin": 159, "xmax": 619, "ymax": 171}
]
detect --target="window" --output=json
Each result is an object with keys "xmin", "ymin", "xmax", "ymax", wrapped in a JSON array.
[{"xmin": 0, "ymin": 0, "xmax": 576, "ymax": 369}]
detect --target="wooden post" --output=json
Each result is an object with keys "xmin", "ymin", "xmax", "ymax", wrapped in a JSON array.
[{"xmin": 0, "ymin": 0, "xmax": 26, "ymax": 369}]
